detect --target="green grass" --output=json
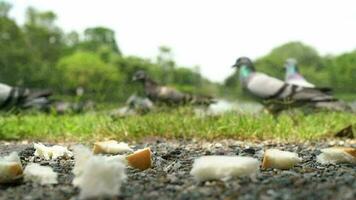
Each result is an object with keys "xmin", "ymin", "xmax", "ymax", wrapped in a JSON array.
[{"xmin": 0, "ymin": 109, "xmax": 354, "ymax": 142}]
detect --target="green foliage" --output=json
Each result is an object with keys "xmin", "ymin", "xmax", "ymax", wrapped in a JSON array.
[
  {"xmin": 0, "ymin": 4, "xmax": 217, "ymax": 103},
  {"xmin": 56, "ymin": 51, "xmax": 123, "ymax": 101},
  {"xmin": 0, "ymin": 1, "xmax": 11, "ymax": 17},
  {"xmin": 24, "ymin": 7, "xmax": 65, "ymax": 65},
  {"xmin": 0, "ymin": 14, "xmax": 35, "ymax": 85},
  {"xmin": 79, "ymin": 27, "xmax": 121, "ymax": 55},
  {"xmin": 329, "ymin": 51, "xmax": 356, "ymax": 93}
]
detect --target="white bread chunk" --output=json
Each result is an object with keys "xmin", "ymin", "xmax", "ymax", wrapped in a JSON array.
[
  {"xmin": 93, "ymin": 140, "xmax": 133, "ymax": 154},
  {"xmin": 24, "ymin": 163, "xmax": 57, "ymax": 185},
  {"xmin": 190, "ymin": 156, "xmax": 259, "ymax": 181},
  {"xmin": 34, "ymin": 143, "xmax": 73, "ymax": 160},
  {"xmin": 72, "ymin": 145, "xmax": 127, "ymax": 176},
  {"xmin": 105, "ymin": 154, "xmax": 127, "ymax": 164},
  {"xmin": 0, "ymin": 152, "xmax": 23, "ymax": 183},
  {"xmin": 72, "ymin": 145, "xmax": 93, "ymax": 176},
  {"xmin": 72, "ymin": 145, "xmax": 126, "ymax": 199},
  {"xmin": 262, "ymin": 149, "xmax": 302, "ymax": 170},
  {"xmin": 317, "ymin": 147, "xmax": 356, "ymax": 164}
]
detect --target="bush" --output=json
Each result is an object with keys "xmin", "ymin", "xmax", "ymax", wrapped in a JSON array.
[{"xmin": 55, "ymin": 51, "xmax": 124, "ymax": 101}]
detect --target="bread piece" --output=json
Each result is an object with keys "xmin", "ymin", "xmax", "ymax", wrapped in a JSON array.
[
  {"xmin": 190, "ymin": 156, "xmax": 259, "ymax": 181},
  {"xmin": 262, "ymin": 149, "xmax": 302, "ymax": 170},
  {"xmin": 0, "ymin": 152, "xmax": 23, "ymax": 184},
  {"xmin": 317, "ymin": 147, "xmax": 356, "ymax": 164},
  {"xmin": 24, "ymin": 163, "xmax": 57, "ymax": 185},
  {"xmin": 126, "ymin": 148, "xmax": 152, "ymax": 171},
  {"xmin": 92, "ymin": 141, "xmax": 133, "ymax": 154},
  {"xmin": 73, "ymin": 155, "xmax": 126, "ymax": 199},
  {"xmin": 34, "ymin": 143, "xmax": 73, "ymax": 160},
  {"xmin": 72, "ymin": 145, "xmax": 94, "ymax": 176}
]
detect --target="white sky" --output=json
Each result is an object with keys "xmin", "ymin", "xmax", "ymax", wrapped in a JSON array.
[{"xmin": 6, "ymin": 0, "xmax": 356, "ymax": 82}]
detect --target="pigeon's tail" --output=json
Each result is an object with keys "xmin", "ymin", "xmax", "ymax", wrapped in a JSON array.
[
  {"xmin": 293, "ymin": 88, "xmax": 352, "ymax": 112},
  {"xmin": 315, "ymin": 87, "xmax": 333, "ymax": 94},
  {"xmin": 183, "ymin": 94, "xmax": 216, "ymax": 106},
  {"xmin": 292, "ymin": 87, "xmax": 335, "ymax": 102},
  {"xmin": 27, "ymin": 89, "xmax": 52, "ymax": 100},
  {"xmin": 265, "ymin": 87, "xmax": 352, "ymax": 115},
  {"xmin": 0, "ymin": 87, "xmax": 53, "ymax": 110}
]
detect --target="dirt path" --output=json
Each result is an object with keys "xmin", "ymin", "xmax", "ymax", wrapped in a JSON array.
[{"xmin": 0, "ymin": 139, "xmax": 355, "ymax": 200}]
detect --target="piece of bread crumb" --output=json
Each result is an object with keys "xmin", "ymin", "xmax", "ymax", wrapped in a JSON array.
[
  {"xmin": 92, "ymin": 140, "xmax": 133, "ymax": 154},
  {"xmin": 0, "ymin": 152, "xmax": 23, "ymax": 184},
  {"xmin": 34, "ymin": 143, "xmax": 73, "ymax": 160},
  {"xmin": 24, "ymin": 163, "xmax": 57, "ymax": 185},
  {"xmin": 190, "ymin": 156, "xmax": 259, "ymax": 181},
  {"xmin": 317, "ymin": 147, "xmax": 356, "ymax": 164},
  {"xmin": 262, "ymin": 149, "xmax": 302, "ymax": 170},
  {"xmin": 126, "ymin": 148, "xmax": 152, "ymax": 171},
  {"xmin": 72, "ymin": 145, "xmax": 126, "ymax": 199}
]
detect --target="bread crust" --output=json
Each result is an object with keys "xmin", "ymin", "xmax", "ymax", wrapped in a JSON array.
[
  {"xmin": 261, "ymin": 152, "xmax": 271, "ymax": 169},
  {"xmin": 333, "ymin": 147, "xmax": 356, "ymax": 158},
  {"xmin": 126, "ymin": 148, "xmax": 152, "ymax": 171},
  {"xmin": 9, "ymin": 163, "xmax": 23, "ymax": 177},
  {"xmin": 92, "ymin": 143, "xmax": 104, "ymax": 154}
]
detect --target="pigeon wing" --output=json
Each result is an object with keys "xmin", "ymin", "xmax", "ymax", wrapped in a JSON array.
[
  {"xmin": 286, "ymin": 78, "xmax": 315, "ymax": 88},
  {"xmin": 246, "ymin": 73, "xmax": 295, "ymax": 99},
  {"xmin": 158, "ymin": 86, "xmax": 185, "ymax": 103}
]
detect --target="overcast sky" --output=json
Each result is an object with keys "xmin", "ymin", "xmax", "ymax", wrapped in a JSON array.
[{"xmin": 6, "ymin": 0, "xmax": 356, "ymax": 82}]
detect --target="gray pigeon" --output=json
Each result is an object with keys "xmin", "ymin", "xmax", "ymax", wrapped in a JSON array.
[
  {"xmin": 284, "ymin": 58, "xmax": 315, "ymax": 88},
  {"xmin": 285, "ymin": 58, "xmax": 333, "ymax": 94},
  {"xmin": 52, "ymin": 100, "xmax": 95, "ymax": 114},
  {"xmin": 110, "ymin": 94, "xmax": 154, "ymax": 118},
  {"xmin": 132, "ymin": 70, "xmax": 215, "ymax": 106},
  {"xmin": 232, "ymin": 57, "xmax": 351, "ymax": 114},
  {"xmin": 0, "ymin": 83, "xmax": 52, "ymax": 111}
]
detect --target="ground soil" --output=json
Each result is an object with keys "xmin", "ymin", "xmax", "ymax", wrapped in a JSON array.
[{"xmin": 0, "ymin": 139, "xmax": 355, "ymax": 200}]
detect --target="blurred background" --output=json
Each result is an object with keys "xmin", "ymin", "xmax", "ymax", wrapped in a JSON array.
[{"xmin": 1, "ymin": 0, "xmax": 355, "ymax": 105}]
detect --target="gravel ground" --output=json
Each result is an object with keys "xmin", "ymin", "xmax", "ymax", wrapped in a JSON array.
[{"xmin": 0, "ymin": 139, "xmax": 355, "ymax": 200}]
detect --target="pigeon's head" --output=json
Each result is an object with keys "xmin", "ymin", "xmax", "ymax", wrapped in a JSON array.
[
  {"xmin": 232, "ymin": 57, "xmax": 255, "ymax": 71},
  {"xmin": 284, "ymin": 58, "xmax": 299, "ymax": 73},
  {"xmin": 284, "ymin": 58, "xmax": 298, "ymax": 69},
  {"xmin": 132, "ymin": 70, "xmax": 148, "ymax": 82}
]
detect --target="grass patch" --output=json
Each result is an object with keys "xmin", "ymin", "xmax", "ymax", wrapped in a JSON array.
[{"xmin": 0, "ymin": 110, "xmax": 354, "ymax": 142}]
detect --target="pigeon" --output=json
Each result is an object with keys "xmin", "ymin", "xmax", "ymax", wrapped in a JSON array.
[
  {"xmin": 284, "ymin": 58, "xmax": 315, "ymax": 88},
  {"xmin": 132, "ymin": 70, "xmax": 215, "ymax": 106},
  {"xmin": 232, "ymin": 57, "xmax": 351, "ymax": 114},
  {"xmin": 284, "ymin": 58, "xmax": 332, "ymax": 93},
  {"xmin": 110, "ymin": 94, "xmax": 154, "ymax": 118},
  {"xmin": 52, "ymin": 100, "xmax": 95, "ymax": 114},
  {"xmin": 0, "ymin": 83, "xmax": 52, "ymax": 111}
]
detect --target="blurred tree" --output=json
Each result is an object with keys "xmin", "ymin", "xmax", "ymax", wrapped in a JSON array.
[
  {"xmin": 157, "ymin": 46, "xmax": 175, "ymax": 84},
  {"xmin": 0, "ymin": 2, "xmax": 37, "ymax": 85},
  {"xmin": 329, "ymin": 51, "xmax": 356, "ymax": 93},
  {"xmin": 1, "ymin": 4, "xmax": 218, "ymax": 102},
  {"xmin": 65, "ymin": 31, "xmax": 80, "ymax": 47},
  {"xmin": 24, "ymin": 7, "xmax": 65, "ymax": 65},
  {"xmin": 78, "ymin": 27, "xmax": 121, "ymax": 55},
  {"xmin": 56, "ymin": 51, "xmax": 123, "ymax": 101},
  {"xmin": 0, "ymin": 1, "xmax": 11, "ymax": 17}
]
